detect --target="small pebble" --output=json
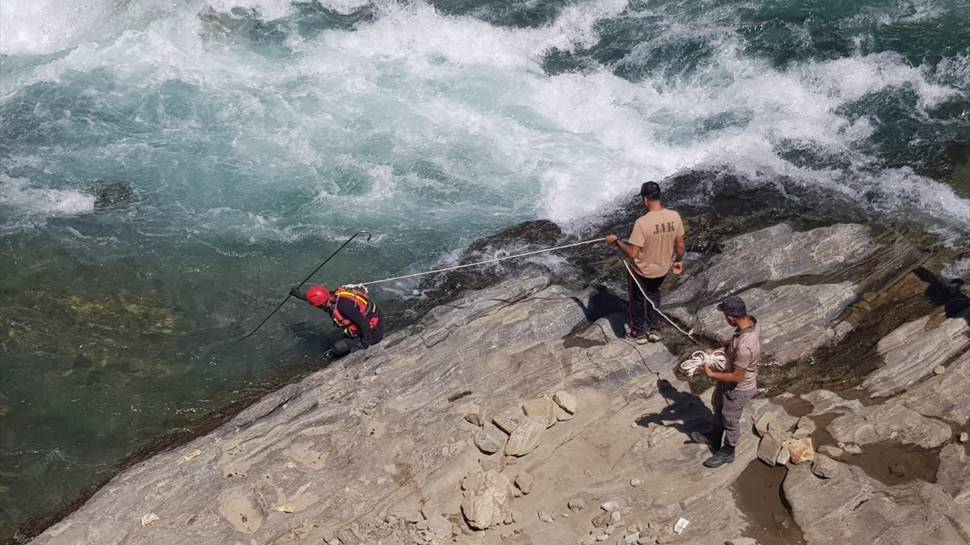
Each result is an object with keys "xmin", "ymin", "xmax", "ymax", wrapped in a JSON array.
[
  {"xmin": 933, "ymin": 365, "xmax": 946, "ymax": 375},
  {"xmin": 960, "ymin": 432, "xmax": 969, "ymax": 443},
  {"xmin": 630, "ymin": 478, "xmax": 642, "ymax": 488},
  {"xmin": 601, "ymin": 501, "xmax": 620, "ymax": 512}
]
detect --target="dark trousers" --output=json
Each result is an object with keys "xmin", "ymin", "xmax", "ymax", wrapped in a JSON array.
[
  {"xmin": 711, "ymin": 383, "xmax": 757, "ymax": 448},
  {"xmin": 331, "ymin": 320, "xmax": 384, "ymax": 358},
  {"xmin": 627, "ymin": 270, "xmax": 665, "ymax": 334}
]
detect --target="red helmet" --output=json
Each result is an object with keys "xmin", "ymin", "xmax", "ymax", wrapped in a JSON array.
[{"xmin": 306, "ymin": 285, "xmax": 331, "ymax": 307}]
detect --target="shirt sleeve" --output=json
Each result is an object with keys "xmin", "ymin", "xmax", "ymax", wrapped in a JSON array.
[
  {"xmin": 732, "ymin": 338, "xmax": 756, "ymax": 373},
  {"xmin": 674, "ymin": 212, "xmax": 685, "ymax": 236},
  {"xmin": 628, "ymin": 218, "xmax": 646, "ymax": 248}
]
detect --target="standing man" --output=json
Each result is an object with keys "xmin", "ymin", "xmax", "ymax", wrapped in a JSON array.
[
  {"xmin": 691, "ymin": 296, "xmax": 761, "ymax": 468},
  {"xmin": 606, "ymin": 181, "xmax": 686, "ymax": 343},
  {"xmin": 290, "ymin": 284, "xmax": 384, "ymax": 358}
]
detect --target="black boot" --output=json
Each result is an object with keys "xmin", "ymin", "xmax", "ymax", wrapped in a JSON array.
[{"xmin": 703, "ymin": 444, "xmax": 735, "ymax": 468}]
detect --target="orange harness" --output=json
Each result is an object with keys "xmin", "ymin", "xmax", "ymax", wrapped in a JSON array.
[{"xmin": 331, "ymin": 287, "xmax": 380, "ymax": 337}]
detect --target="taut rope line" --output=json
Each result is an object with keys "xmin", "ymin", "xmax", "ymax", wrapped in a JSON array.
[
  {"xmin": 355, "ymin": 238, "xmax": 603, "ymax": 286},
  {"xmin": 350, "ymin": 237, "xmax": 722, "ymax": 375}
]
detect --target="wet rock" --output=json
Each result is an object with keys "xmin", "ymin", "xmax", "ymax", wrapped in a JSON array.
[
  {"xmin": 92, "ymin": 180, "xmax": 135, "ymax": 209},
  {"xmin": 504, "ymin": 417, "xmax": 545, "ymax": 456},
  {"xmin": 862, "ymin": 315, "xmax": 969, "ymax": 397},
  {"xmin": 460, "ymin": 470, "xmax": 514, "ymax": 530},
  {"xmin": 800, "ymin": 390, "xmax": 864, "ymax": 415},
  {"xmin": 828, "ymin": 402, "xmax": 951, "ymax": 448}
]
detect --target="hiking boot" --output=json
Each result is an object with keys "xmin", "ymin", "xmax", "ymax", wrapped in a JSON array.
[
  {"xmin": 647, "ymin": 330, "xmax": 663, "ymax": 343},
  {"xmin": 703, "ymin": 448, "xmax": 736, "ymax": 468}
]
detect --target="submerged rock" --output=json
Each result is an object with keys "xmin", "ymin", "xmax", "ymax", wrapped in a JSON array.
[{"xmin": 92, "ymin": 180, "xmax": 135, "ymax": 209}]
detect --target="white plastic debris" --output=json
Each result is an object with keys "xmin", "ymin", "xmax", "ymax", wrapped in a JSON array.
[
  {"xmin": 141, "ymin": 513, "xmax": 160, "ymax": 527},
  {"xmin": 673, "ymin": 517, "xmax": 690, "ymax": 534},
  {"xmin": 182, "ymin": 449, "xmax": 202, "ymax": 461}
]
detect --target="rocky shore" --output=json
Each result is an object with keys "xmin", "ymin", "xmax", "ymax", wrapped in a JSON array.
[{"xmin": 26, "ymin": 173, "xmax": 970, "ymax": 545}]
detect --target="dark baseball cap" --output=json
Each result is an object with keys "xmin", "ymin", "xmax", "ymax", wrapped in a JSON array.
[
  {"xmin": 716, "ymin": 295, "xmax": 747, "ymax": 316},
  {"xmin": 639, "ymin": 181, "xmax": 661, "ymax": 199}
]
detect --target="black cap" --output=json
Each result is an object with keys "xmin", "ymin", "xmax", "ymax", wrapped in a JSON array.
[
  {"xmin": 639, "ymin": 181, "xmax": 661, "ymax": 199},
  {"xmin": 716, "ymin": 295, "xmax": 747, "ymax": 317}
]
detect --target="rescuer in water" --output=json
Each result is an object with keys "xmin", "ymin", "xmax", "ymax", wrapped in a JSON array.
[{"xmin": 290, "ymin": 284, "xmax": 383, "ymax": 358}]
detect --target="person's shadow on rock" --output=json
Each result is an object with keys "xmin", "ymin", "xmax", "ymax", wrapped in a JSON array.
[
  {"xmin": 913, "ymin": 267, "xmax": 970, "ymax": 326},
  {"xmin": 636, "ymin": 379, "xmax": 717, "ymax": 452},
  {"xmin": 572, "ymin": 285, "xmax": 628, "ymax": 338}
]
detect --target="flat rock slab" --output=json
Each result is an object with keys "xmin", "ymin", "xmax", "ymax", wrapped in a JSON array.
[
  {"xmin": 827, "ymin": 402, "xmax": 951, "ymax": 449},
  {"xmin": 681, "ymin": 282, "xmax": 858, "ymax": 364},
  {"xmin": 784, "ymin": 463, "xmax": 970, "ymax": 545},
  {"xmin": 863, "ymin": 315, "xmax": 970, "ymax": 397},
  {"xmin": 896, "ymin": 355, "xmax": 970, "ymax": 426},
  {"xmin": 667, "ymin": 223, "xmax": 875, "ymax": 306}
]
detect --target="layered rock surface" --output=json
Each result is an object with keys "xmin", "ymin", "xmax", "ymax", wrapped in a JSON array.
[{"xmin": 31, "ymin": 220, "xmax": 970, "ymax": 545}]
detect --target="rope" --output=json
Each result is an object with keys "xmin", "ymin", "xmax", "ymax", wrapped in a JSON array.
[
  {"xmin": 356, "ymin": 238, "xmax": 604, "ymax": 286},
  {"xmin": 679, "ymin": 349, "xmax": 727, "ymax": 377},
  {"xmin": 621, "ymin": 259, "xmax": 697, "ymax": 342}
]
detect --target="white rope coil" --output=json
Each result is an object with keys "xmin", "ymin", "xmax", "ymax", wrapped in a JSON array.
[{"xmin": 679, "ymin": 349, "xmax": 727, "ymax": 377}]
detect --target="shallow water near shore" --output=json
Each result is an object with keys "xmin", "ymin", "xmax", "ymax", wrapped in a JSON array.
[{"xmin": 2, "ymin": 0, "xmax": 970, "ymax": 538}]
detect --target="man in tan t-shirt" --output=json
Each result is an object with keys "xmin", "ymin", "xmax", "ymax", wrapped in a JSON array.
[
  {"xmin": 606, "ymin": 181, "xmax": 685, "ymax": 343},
  {"xmin": 690, "ymin": 295, "xmax": 761, "ymax": 468}
]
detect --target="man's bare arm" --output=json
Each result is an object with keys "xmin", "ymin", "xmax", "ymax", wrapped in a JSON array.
[{"xmin": 605, "ymin": 234, "xmax": 641, "ymax": 259}]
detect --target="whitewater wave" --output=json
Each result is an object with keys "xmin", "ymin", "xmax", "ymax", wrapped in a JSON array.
[
  {"xmin": 0, "ymin": 176, "xmax": 96, "ymax": 230},
  {"xmin": 1, "ymin": 0, "xmax": 968, "ymax": 244}
]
